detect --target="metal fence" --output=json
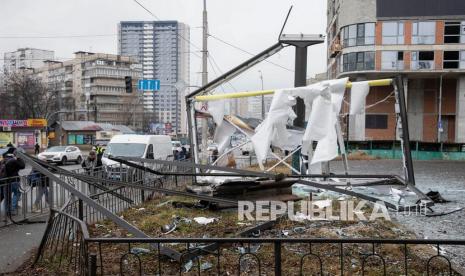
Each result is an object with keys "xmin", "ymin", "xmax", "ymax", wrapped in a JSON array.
[
  {"xmin": 26, "ymin": 156, "xmax": 465, "ymax": 275},
  {"xmin": 35, "ymin": 206, "xmax": 465, "ymax": 275},
  {"xmin": 0, "ymin": 174, "xmax": 72, "ymax": 227}
]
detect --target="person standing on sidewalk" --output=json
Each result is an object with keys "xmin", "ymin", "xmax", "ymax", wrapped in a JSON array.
[
  {"xmin": 34, "ymin": 143, "xmax": 40, "ymax": 155},
  {"xmin": 3, "ymin": 148, "xmax": 25, "ymax": 214},
  {"xmin": 81, "ymin": 151, "xmax": 97, "ymax": 194},
  {"xmin": 29, "ymin": 166, "xmax": 49, "ymax": 212}
]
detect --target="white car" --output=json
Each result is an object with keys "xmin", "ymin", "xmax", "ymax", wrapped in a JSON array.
[{"xmin": 38, "ymin": 146, "xmax": 83, "ymax": 165}]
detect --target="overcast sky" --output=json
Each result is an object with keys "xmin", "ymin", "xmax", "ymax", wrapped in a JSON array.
[{"xmin": 0, "ymin": 0, "xmax": 327, "ymax": 92}]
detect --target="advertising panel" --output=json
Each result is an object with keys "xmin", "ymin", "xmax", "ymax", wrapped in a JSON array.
[
  {"xmin": 0, "ymin": 133, "xmax": 13, "ymax": 147},
  {"xmin": 16, "ymin": 132, "xmax": 35, "ymax": 148}
]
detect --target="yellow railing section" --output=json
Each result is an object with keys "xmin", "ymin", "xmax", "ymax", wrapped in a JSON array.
[{"xmin": 194, "ymin": 79, "xmax": 393, "ymax": 102}]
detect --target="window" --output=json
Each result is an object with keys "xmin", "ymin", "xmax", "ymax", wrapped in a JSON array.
[
  {"xmin": 443, "ymin": 51, "xmax": 465, "ymax": 69},
  {"xmin": 444, "ymin": 22, "xmax": 465, "ymax": 43},
  {"xmin": 342, "ymin": 52, "xmax": 375, "ymax": 72},
  {"xmin": 366, "ymin": 114, "xmax": 388, "ymax": 129},
  {"xmin": 443, "ymin": 51, "xmax": 460, "ymax": 68},
  {"xmin": 412, "ymin": 22, "xmax": 436, "ymax": 44},
  {"xmin": 382, "ymin": 22, "xmax": 404, "ymax": 44},
  {"xmin": 342, "ymin": 23, "xmax": 375, "ymax": 47},
  {"xmin": 381, "ymin": 51, "xmax": 404, "ymax": 70},
  {"xmin": 146, "ymin": 144, "xmax": 154, "ymax": 159},
  {"xmin": 411, "ymin": 51, "xmax": 434, "ymax": 70}
]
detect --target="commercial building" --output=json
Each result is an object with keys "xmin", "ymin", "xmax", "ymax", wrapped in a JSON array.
[
  {"xmin": 3, "ymin": 48, "xmax": 54, "ymax": 72},
  {"xmin": 34, "ymin": 52, "xmax": 144, "ymax": 131},
  {"xmin": 327, "ymin": 0, "xmax": 465, "ymax": 151},
  {"xmin": 0, "ymin": 119, "xmax": 47, "ymax": 150},
  {"xmin": 49, "ymin": 121, "xmax": 135, "ymax": 149},
  {"xmin": 118, "ymin": 21, "xmax": 190, "ymax": 135}
]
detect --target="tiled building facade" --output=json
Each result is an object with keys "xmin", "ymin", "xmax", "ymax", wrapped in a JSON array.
[{"xmin": 327, "ymin": 0, "xmax": 465, "ymax": 146}]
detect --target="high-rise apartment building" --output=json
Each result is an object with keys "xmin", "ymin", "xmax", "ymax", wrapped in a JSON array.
[
  {"xmin": 247, "ymin": 96, "xmax": 272, "ymax": 119},
  {"xmin": 34, "ymin": 52, "xmax": 144, "ymax": 130},
  {"xmin": 327, "ymin": 0, "xmax": 465, "ymax": 147},
  {"xmin": 118, "ymin": 21, "xmax": 190, "ymax": 135},
  {"xmin": 4, "ymin": 48, "xmax": 54, "ymax": 72}
]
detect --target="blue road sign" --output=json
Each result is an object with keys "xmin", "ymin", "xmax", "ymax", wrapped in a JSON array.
[{"xmin": 138, "ymin": 79, "xmax": 160, "ymax": 91}]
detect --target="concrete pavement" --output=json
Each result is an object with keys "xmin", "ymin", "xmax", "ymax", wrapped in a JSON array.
[{"xmin": 0, "ymin": 218, "xmax": 47, "ymax": 273}]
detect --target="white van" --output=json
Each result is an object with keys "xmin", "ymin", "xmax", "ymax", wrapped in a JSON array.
[{"xmin": 102, "ymin": 135, "xmax": 173, "ymax": 179}]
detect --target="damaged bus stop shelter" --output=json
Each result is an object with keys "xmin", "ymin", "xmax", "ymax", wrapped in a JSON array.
[{"xmin": 183, "ymin": 34, "xmax": 433, "ymax": 211}]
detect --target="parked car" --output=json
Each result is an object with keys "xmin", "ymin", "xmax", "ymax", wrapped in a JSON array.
[{"xmin": 38, "ymin": 146, "xmax": 83, "ymax": 165}]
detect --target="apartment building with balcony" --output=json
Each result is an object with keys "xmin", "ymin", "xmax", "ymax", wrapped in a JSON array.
[
  {"xmin": 4, "ymin": 48, "xmax": 54, "ymax": 73},
  {"xmin": 118, "ymin": 21, "xmax": 190, "ymax": 135},
  {"xmin": 327, "ymin": 0, "xmax": 465, "ymax": 153},
  {"xmin": 34, "ymin": 52, "xmax": 144, "ymax": 131}
]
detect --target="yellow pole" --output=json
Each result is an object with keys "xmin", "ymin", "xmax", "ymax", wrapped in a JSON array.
[{"xmin": 194, "ymin": 79, "xmax": 393, "ymax": 102}]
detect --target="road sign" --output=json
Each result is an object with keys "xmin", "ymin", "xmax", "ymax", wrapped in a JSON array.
[{"xmin": 138, "ymin": 79, "xmax": 160, "ymax": 91}]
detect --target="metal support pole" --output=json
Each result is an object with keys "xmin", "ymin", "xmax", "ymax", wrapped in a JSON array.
[
  {"xmin": 78, "ymin": 199, "xmax": 83, "ymax": 221},
  {"xmin": 274, "ymin": 241, "xmax": 282, "ymax": 276},
  {"xmin": 89, "ymin": 253, "xmax": 97, "ymax": 276},
  {"xmin": 438, "ymin": 75, "xmax": 443, "ymax": 143},
  {"xmin": 259, "ymin": 70, "xmax": 265, "ymax": 119},
  {"xmin": 293, "ymin": 46, "xmax": 308, "ymax": 127},
  {"xmin": 200, "ymin": 0, "xmax": 209, "ymax": 154},
  {"xmin": 396, "ymin": 76, "xmax": 416, "ymax": 186}
]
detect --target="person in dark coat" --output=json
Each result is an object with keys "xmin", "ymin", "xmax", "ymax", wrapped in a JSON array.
[
  {"xmin": 34, "ymin": 143, "xmax": 40, "ymax": 155},
  {"xmin": 3, "ymin": 148, "xmax": 26, "ymax": 213}
]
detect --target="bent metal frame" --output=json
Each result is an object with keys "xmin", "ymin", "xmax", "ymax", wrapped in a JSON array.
[{"xmin": 183, "ymin": 36, "xmax": 430, "ymax": 207}]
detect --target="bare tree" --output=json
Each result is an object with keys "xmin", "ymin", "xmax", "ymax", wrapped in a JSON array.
[{"xmin": 1, "ymin": 72, "xmax": 58, "ymax": 119}]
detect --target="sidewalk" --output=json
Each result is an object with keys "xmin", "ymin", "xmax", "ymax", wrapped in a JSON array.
[{"xmin": 0, "ymin": 219, "xmax": 46, "ymax": 273}]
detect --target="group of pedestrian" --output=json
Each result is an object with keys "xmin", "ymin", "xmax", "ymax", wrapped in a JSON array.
[
  {"xmin": 174, "ymin": 146, "xmax": 189, "ymax": 160},
  {"xmin": 0, "ymin": 147, "xmax": 25, "ymax": 215}
]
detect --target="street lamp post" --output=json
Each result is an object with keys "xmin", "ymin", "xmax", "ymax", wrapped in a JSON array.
[{"xmin": 258, "ymin": 70, "xmax": 265, "ymax": 119}]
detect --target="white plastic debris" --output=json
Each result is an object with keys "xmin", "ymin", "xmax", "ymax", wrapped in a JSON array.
[
  {"xmin": 350, "ymin": 81, "xmax": 370, "ymax": 115},
  {"xmin": 193, "ymin": 217, "xmax": 217, "ymax": 225},
  {"xmin": 251, "ymin": 90, "xmax": 296, "ymax": 168},
  {"xmin": 214, "ymin": 120, "xmax": 237, "ymax": 153},
  {"xmin": 208, "ymin": 98, "xmax": 225, "ymax": 126},
  {"xmin": 130, "ymin": 247, "xmax": 150, "ymax": 255}
]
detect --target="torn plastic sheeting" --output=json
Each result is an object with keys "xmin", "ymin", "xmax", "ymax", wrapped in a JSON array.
[
  {"xmin": 349, "ymin": 81, "xmax": 370, "ymax": 115},
  {"xmin": 280, "ymin": 129, "xmax": 304, "ymax": 151},
  {"xmin": 208, "ymin": 98, "xmax": 225, "ymax": 126},
  {"xmin": 285, "ymin": 83, "xmax": 324, "ymax": 121},
  {"xmin": 311, "ymin": 123, "xmax": 338, "ymax": 164},
  {"xmin": 327, "ymin": 77, "xmax": 348, "ymax": 114},
  {"xmin": 251, "ymin": 90, "xmax": 296, "ymax": 167},
  {"xmin": 305, "ymin": 93, "xmax": 332, "ymax": 141},
  {"xmin": 213, "ymin": 119, "xmax": 237, "ymax": 153},
  {"xmin": 309, "ymin": 78, "xmax": 348, "ymax": 164}
]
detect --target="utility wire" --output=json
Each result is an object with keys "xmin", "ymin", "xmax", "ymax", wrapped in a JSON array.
[
  {"xmin": 208, "ymin": 33, "xmax": 294, "ymax": 73},
  {"xmin": 208, "ymin": 52, "xmax": 238, "ymax": 92},
  {"xmin": 133, "ymin": 0, "xmax": 160, "ymax": 20}
]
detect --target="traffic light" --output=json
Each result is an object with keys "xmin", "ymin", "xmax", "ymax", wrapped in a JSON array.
[{"xmin": 125, "ymin": 76, "xmax": 132, "ymax": 93}]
